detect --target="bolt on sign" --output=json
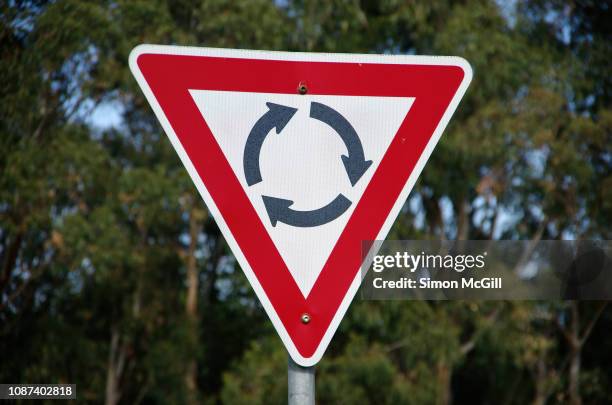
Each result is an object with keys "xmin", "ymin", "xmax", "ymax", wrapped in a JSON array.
[{"xmin": 129, "ymin": 45, "xmax": 472, "ymax": 366}]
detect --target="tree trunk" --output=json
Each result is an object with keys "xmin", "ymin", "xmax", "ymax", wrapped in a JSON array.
[
  {"xmin": 532, "ymin": 358, "xmax": 549, "ymax": 405},
  {"xmin": 185, "ymin": 208, "xmax": 200, "ymax": 319},
  {"xmin": 423, "ymin": 195, "xmax": 445, "ymax": 238},
  {"xmin": 185, "ymin": 204, "xmax": 204, "ymax": 403},
  {"xmin": 106, "ymin": 236, "xmax": 144, "ymax": 405},
  {"xmin": 513, "ymin": 220, "xmax": 546, "ymax": 275},
  {"xmin": 0, "ymin": 231, "xmax": 23, "ymax": 295},
  {"xmin": 557, "ymin": 302, "xmax": 607, "ymax": 405},
  {"xmin": 105, "ymin": 328, "xmax": 126, "ymax": 405},
  {"xmin": 568, "ymin": 347, "xmax": 581, "ymax": 405},
  {"xmin": 568, "ymin": 302, "xmax": 581, "ymax": 405},
  {"xmin": 456, "ymin": 198, "xmax": 469, "ymax": 241},
  {"xmin": 436, "ymin": 360, "xmax": 452, "ymax": 405},
  {"xmin": 455, "ymin": 198, "xmax": 469, "ymax": 253}
]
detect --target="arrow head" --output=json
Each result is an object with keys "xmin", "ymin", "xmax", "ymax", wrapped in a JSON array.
[
  {"xmin": 262, "ymin": 195, "xmax": 294, "ymax": 226},
  {"xmin": 265, "ymin": 102, "xmax": 298, "ymax": 133},
  {"xmin": 341, "ymin": 155, "xmax": 373, "ymax": 186}
]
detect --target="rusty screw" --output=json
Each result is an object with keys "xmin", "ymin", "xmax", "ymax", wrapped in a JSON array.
[
  {"xmin": 301, "ymin": 313, "xmax": 311, "ymax": 324},
  {"xmin": 297, "ymin": 82, "xmax": 308, "ymax": 95}
]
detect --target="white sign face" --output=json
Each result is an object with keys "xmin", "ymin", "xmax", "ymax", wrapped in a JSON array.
[
  {"xmin": 129, "ymin": 44, "xmax": 472, "ymax": 366},
  {"xmin": 191, "ymin": 90, "xmax": 415, "ymax": 296}
]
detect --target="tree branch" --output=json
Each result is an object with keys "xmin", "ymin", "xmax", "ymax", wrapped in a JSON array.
[{"xmin": 579, "ymin": 302, "xmax": 607, "ymax": 346}]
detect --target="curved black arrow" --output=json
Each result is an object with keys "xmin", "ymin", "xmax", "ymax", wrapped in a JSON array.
[
  {"xmin": 310, "ymin": 102, "xmax": 372, "ymax": 186},
  {"xmin": 262, "ymin": 194, "xmax": 352, "ymax": 227},
  {"xmin": 244, "ymin": 102, "xmax": 298, "ymax": 186}
]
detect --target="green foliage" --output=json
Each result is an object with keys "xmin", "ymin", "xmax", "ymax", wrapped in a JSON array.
[
  {"xmin": 1, "ymin": 1, "xmax": 610, "ymax": 404},
  {"xmin": 221, "ymin": 336, "xmax": 288, "ymax": 405}
]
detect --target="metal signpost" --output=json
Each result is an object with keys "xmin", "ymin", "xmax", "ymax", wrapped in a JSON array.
[
  {"xmin": 288, "ymin": 358, "xmax": 315, "ymax": 405},
  {"xmin": 129, "ymin": 45, "xmax": 471, "ymax": 402}
]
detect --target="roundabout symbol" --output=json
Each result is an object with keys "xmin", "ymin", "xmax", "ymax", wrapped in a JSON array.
[{"xmin": 243, "ymin": 101, "xmax": 373, "ymax": 228}]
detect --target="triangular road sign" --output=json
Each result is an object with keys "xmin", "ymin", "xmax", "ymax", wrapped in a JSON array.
[{"xmin": 129, "ymin": 45, "xmax": 472, "ymax": 366}]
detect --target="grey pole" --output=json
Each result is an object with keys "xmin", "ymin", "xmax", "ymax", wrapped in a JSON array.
[{"xmin": 288, "ymin": 356, "xmax": 315, "ymax": 405}]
